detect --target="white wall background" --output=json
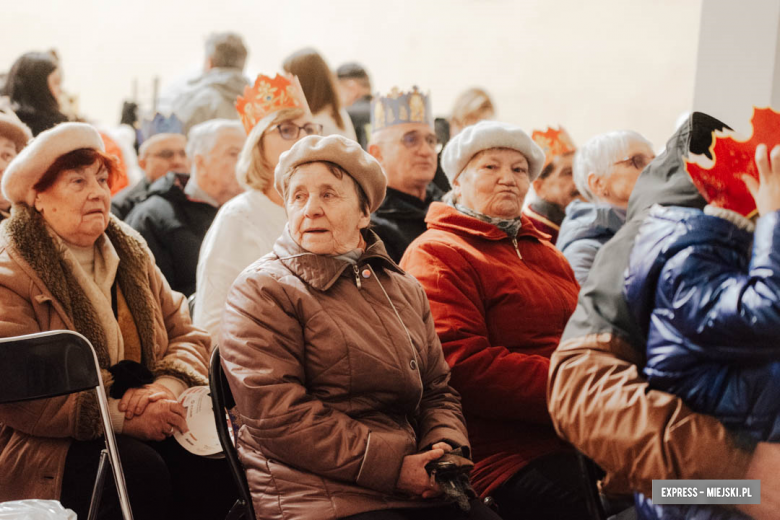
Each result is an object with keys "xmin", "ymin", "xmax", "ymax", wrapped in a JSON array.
[{"xmin": 2, "ymin": 0, "xmax": 702, "ymax": 149}]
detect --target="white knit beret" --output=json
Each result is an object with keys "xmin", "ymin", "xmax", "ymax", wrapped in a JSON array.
[
  {"xmin": 275, "ymin": 134, "xmax": 387, "ymax": 212},
  {"xmin": 2, "ymin": 123, "xmax": 105, "ymax": 206},
  {"xmin": 441, "ymin": 120, "xmax": 545, "ymax": 184}
]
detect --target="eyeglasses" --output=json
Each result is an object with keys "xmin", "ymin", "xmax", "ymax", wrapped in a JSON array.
[
  {"xmin": 275, "ymin": 122, "xmax": 323, "ymax": 141},
  {"xmin": 151, "ymin": 149, "xmax": 187, "ymax": 160},
  {"xmin": 400, "ymin": 132, "xmax": 438, "ymax": 150},
  {"xmin": 614, "ymin": 153, "xmax": 655, "ymax": 171}
]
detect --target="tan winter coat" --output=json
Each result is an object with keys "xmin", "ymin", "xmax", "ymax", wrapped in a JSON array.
[
  {"xmin": 0, "ymin": 205, "xmax": 210, "ymax": 501},
  {"xmin": 220, "ymin": 229, "xmax": 469, "ymax": 520}
]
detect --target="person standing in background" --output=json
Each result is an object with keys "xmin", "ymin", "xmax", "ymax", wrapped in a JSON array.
[
  {"xmin": 336, "ymin": 62, "xmax": 372, "ymax": 150},
  {"xmin": 3, "ymin": 51, "xmax": 68, "ymax": 136},
  {"xmin": 171, "ymin": 32, "xmax": 250, "ymax": 135},
  {"xmin": 283, "ymin": 48, "xmax": 357, "ymax": 140}
]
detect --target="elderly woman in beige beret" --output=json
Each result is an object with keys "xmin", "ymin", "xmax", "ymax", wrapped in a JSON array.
[
  {"xmin": 0, "ymin": 122, "xmax": 235, "ymax": 519},
  {"xmin": 220, "ymin": 135, "xmax": 500, "ymax": 520}
]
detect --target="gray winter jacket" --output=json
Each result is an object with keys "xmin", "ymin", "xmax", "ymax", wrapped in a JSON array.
[
  {"xmin": 171, "ymin": 68, "xmax": 249, "ymax": 134},
  {"xmin": 557, "ymin": 200, "xmax": 626, "ymax": 285}
]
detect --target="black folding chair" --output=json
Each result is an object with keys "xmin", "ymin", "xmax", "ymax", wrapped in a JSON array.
[
  {"xmin": 0, "ymin": 331, "xmax": 134, "ymax": 520},
  {"xmin": 577, "ymin": 452, "xmax": 608, "ymax": 520},
  {"xmin": 209, "ymin": 347, "xmax": 256, "ymax": 520}
]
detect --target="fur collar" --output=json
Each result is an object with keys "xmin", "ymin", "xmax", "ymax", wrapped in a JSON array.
[{"xmin": 5, "ymin": 205, "xmax": 157, "ymax": 371}]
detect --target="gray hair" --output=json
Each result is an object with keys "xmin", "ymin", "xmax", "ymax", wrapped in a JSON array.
[
  {"xmin": 573, "ymin": 130, "xmax": 653, "ymax": 202},
  {"xmin": 205, "ymin": 32, "xmax": 248, "ymax": 69},
  {"xmin": 186, "ymin": 119, "xmax": 244, "ymax": 173}
]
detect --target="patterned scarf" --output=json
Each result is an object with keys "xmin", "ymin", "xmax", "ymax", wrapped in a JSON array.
[{"xmin": 451, "ymin": 201, "xmax": 524, "ymax": 238}]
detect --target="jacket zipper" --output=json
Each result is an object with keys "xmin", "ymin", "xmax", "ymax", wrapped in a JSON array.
[
  {"xmin": 352, "ymin": 264, "xmax": 362, "ymax": 289},
  {"xmin": 368, "ymin": 264, "xmax": 424, "ymax": 407},
  {"xmin": 512, "ymin": 238, "xmax": 523, "ymax": 260}
]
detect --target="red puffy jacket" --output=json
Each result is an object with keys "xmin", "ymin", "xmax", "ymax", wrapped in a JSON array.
[{"xmin": 401, "ymin": 202, "xmax": 579, "ymax": 497}]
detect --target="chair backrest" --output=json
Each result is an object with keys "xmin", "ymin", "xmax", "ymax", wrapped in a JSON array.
[
  {"xmin": 577, "ymin": 451, "xmax": 608, "ymax": 520},
  {"xmin": 0, "ymin": 331, "xmax": 100, "ymax": 404},
  {"xmin": 187, "ymin": 293, "xmax": 197, "ymax": 318},
  {"xmin": 209, "ymin": 347, "xmax": 255, "ymax": 520}
]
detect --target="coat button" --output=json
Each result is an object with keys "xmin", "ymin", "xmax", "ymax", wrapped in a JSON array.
[
  {"xmin": 410, "ymin": 359, "xmax": 417, "ymax": 370},
  {"xmin": 362, "ymin": 268, "xmax": 371, "ymax": 279}
]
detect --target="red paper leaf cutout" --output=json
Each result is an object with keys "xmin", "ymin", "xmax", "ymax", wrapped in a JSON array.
[{"xmin": 685, "ymin": 107, "xmax": 780, "ymax": 217}]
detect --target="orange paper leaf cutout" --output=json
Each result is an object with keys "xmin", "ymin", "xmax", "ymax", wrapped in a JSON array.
[{"xmin": 685, "ymin": 107, "xmax": 780, "ymax": 217}]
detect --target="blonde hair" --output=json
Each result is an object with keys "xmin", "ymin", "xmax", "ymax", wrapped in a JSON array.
[
  {"xmin": 450, "ymin": 88, "xmax": 495, "ymax": 129},
  {"xmin": 235, "ymin": 107, "xmax": 305, "ymax": 191}
]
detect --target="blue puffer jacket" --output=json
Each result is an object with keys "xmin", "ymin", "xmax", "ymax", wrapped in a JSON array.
[
  {"xmin": 557, "ymin": 200, "xmax": 626, "ymax": 285},
  {"xmin": 624, "ymin": 204, "xmax": 780, "ymax": 520}
]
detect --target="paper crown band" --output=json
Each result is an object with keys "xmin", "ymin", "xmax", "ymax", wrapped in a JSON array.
[
  {"xmin": 235, "ymin": 74, "xmax": 310, "ymax": 134},
  {"xmin": 371, "ymin": 86, "xmax": 433, "ymax": 133},
  {"xmin": 140, "ymin": 113, "xmax": 184, "ymax": 142},
  {"xmin": 531, "ymin": 126, "xmax": 576, "ymax": 168}
]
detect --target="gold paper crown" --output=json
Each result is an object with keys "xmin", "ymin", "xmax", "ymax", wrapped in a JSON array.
[
  {"xmin": 371, "ymin": 86, "xmax": 433, "ymax": 133},
  {"xmin": 532, "ymin": 126, "xmax": 576, "ymax": 168},
  {"xmin": 235, "ymin": 74, "xmax": 310, "ymax": 134}
]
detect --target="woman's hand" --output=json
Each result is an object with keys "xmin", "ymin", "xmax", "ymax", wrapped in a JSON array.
[
  {"xmin": 744, "ymin": 144, "xmax": 780, "ymax": 217},
  {"xmin": 118, "ymin": 384, "xmax": 176, "ymax": 420},
  {"xmin": 395, "ymin": 448, "xmax": 445, "ymax": 498},
  {"xmin": 122, "ymin": 399, "xmax": 188, "ymax": 442}
]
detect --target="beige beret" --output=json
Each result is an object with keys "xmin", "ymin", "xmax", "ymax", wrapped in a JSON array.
[
  {"xmin": 274, "ymin": 135, "xmax": 387, "ymax": 212},
  {"xmin": 0, "ymin": 107, "xmax": 32, "ymax": 152},
  {"xmin": 441, "ymin": 120, "xmax": 545, "ymax": 184},
  {"xmin": 2, "ymin": 123, "xmax": 105, "ymax": 206}
]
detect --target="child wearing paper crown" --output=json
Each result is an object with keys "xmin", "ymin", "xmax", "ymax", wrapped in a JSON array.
[{"xmin": 623, "ymin": 109, "xmax": 780, "ymax": 520}]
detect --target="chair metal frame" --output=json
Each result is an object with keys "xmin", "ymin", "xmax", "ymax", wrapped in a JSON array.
[
  {"xmin": 0, "ymin": 330, "xmax": 134, "ymax": 520},
  {"xmin": 209, "ymin": 346, "xmax": 256, "ymax": 520}
]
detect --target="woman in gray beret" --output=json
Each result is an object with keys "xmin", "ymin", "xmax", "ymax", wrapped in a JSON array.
[
  {"xmin": 220, "ymin": 134, "xmax": 500, "ymax": 519},
  {"xmin": 401, "ymin": 120, "xmax": 589, "ymax": 519},
  {"xmin": 0, "ymin": 122, "xmax": 235, "ymax": 519}
]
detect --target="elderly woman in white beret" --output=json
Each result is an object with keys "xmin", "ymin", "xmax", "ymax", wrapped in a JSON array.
[
  {"xmin": 0, "ymin": 123, "xmax": 235, "ymax": 519},
  {"xmin": 401, "ymin": 121, "xmax": 589, "ymax": 519},
  {"xmin": 220, "ymin": 135, "xmax": 501, "ymax": 520}
]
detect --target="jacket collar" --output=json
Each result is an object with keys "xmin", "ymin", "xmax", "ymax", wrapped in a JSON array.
[
  {"xmin": 374, "ymin": 183, "xmax": 443, "ymax": 219},
  {"xmin": 273, "ymin": 225, "xmax": 403, "ymax": 291},
  {"xmin": 425, "ymin": 202, "xmax": 549, "ymax": 242}
]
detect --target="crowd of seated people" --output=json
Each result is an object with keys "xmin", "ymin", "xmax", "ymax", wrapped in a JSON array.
[{"xmin": 1, "ymin": 31, "xmax": 779, "ymax": 520}]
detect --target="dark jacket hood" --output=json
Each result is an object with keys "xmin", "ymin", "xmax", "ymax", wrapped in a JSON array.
[
  {"xmin": 557, "ymin": 200, "xmax": 626, "ymax": 252},
  {"xmin": 146, "ymin": 172, "xmax": 190, "ymax": 200},
  {"xmin": 561, "ymin": 112, "xmax": 732, "ymax": 350}
]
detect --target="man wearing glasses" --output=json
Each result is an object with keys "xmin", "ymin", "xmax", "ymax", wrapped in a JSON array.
[
  {"xmin": 111, "ymin": 133, "xmax": 190, "ymax": 220},
  {"xmin": 368, "ymin": 87, "xmax": 441, "ymax": 262},
  {"xmin": 126, "ymin": 120, "xmax": 246, "ymax": 296}
]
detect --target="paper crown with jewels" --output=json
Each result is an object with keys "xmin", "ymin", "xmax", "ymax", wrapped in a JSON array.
[
  {"xmin": 531, "ymin": 126, "xmax": 577, "ymax": 168},
  {"xmin": 140, "ymin": 113, "xmax": 184, "ymax": 142},
  {"xmin": 370, "ymin": 86, "xmax": 433, "ymax": 133},
  {"xmin": 235, "ymin": 74, "xmax": 311, "ymax": 134}
]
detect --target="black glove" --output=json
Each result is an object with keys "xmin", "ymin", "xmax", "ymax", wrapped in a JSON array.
[
  {"xmin": 425, "ymin": 447, "xmax": 477, "ymax": 512},
  {"xmin": 107, "ymin": 360, "xmax": 155, "ymax": 399}
]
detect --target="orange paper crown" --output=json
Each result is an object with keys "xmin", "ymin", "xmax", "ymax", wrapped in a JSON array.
[
  {"xmin": 235, "ymin": 74, "xmax": 309, "ymax": 134},
  {"xmin": 685, "ymin": 107, "xmax": 780, "ymax": 217},
  {"xmin": 532, "ymin": 126, "xmax": 576, "ymax": 168}
]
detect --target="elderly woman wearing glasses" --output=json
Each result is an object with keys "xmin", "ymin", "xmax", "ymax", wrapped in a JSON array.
[
  {"xmin": 556, "ymin": 130, "xmax": 654, "ymax": 284},
  {"xmin": 193, "ymin": 74, "xmax": 321, "ymax": 342}
]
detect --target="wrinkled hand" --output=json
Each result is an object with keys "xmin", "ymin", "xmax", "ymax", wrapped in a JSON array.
[
  {"xmin": 396, "ymin": 448, "xmax": 444, "ymax": 499},
  {"xmin": 122, "ymin": 399, "xmax": 188, "ymax": 442},
  {"xmin": 737, "ymin": 442, "xmax": 780, "ymax": 520},
  {"xmin": 118, "ymin": 384, "xmax": 175, "ymax": 420},
  {"xmin": 744, "ymin": 144, "xmax": 780, "ymax": 217}
]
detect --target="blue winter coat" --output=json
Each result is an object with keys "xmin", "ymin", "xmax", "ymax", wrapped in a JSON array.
[
  {"xmin": 557, "ymin": 200, "xmax": 626, "ymax": 285},
  {"xmin": 624, "ymin": 204, "xmax": 780, "ymax": 520}
]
